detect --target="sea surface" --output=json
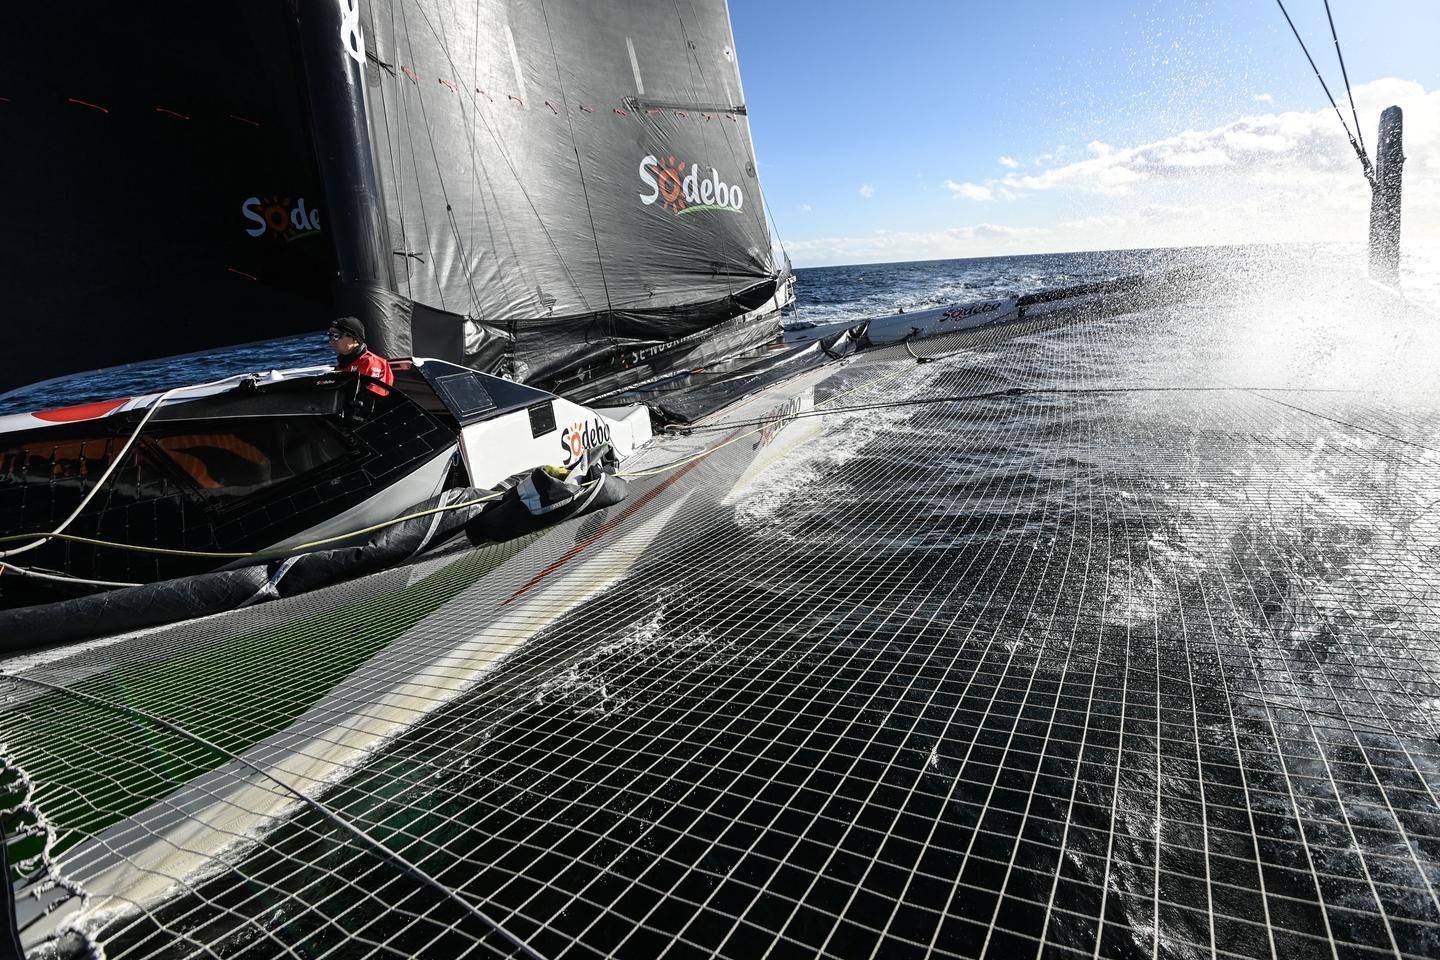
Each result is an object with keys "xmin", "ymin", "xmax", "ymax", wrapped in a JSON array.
[
  {"xmin": 5, "ymin": 242, "xmax": 1437, "ymax": 417},
  {"xmin": 27, "ymin": 241, "xmax": 1440, "ymax": 958}
]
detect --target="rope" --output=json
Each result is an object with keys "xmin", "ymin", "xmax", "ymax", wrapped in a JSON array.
[
  {"xmin": 1273, "ymin": 0, "xmax": 1374, "ymax": 184},
  {"xmin": 1323, "ymin": 0, "xmax": 1367, "ymax": 165},
  {"xmin": 0, "ymin": 564, "xmax": 139, "ymax": 589},
  {"xmin": 1, "ymin": 673, "xmax": 548, "ymax": 960}
]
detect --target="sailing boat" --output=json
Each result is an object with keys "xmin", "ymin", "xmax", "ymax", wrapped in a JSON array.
[{"xmin": 0, "ymin": 0, "xmax": 791, "ymax": 608}]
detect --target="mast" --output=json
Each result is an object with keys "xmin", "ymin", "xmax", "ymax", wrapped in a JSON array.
[
  {"xmin": 1367, "ymin": 106, "xmax": 1404, "ymax": 286},
  {"xmin": 295, "ymin": 0, "xmax": 403, "ymax": 355}
]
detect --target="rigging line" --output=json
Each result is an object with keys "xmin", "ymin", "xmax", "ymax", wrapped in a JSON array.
[
  {"xmin": 1, "ymin": 673, "xmax": 549, "ymax": 960},
  {"xmin": 1323, "ymin": 0, "xmax": 1367, "ymax": 164},
  {"xmin": 406, "ymin": 2, "xmax": 483, "ymax": 322},
  {"xmin": 0, "ymin": 563, "xmax": 139, "ymax": 588},
  {"xmin": 409, "ymin": 2, "xmax": 593, "ymax": 316},
  {"xmin": 406, "ymin": 0, "xmax": 521, "ymax": 330},
  {"xmin": 694, "ymin": 0, "xmax": 790, "ymax": 274},
  {"xmin": 371, "ymin": 4, "xmax": 412, "ymax": 293},
  {"xmin": 538, "ymin": 0, "xmax": 614, "ymax": 330},
  {"xmin": 467, "ymin": 0, "xmax": 487, "ymax": 327},
  {"xmin": 1273, "ymin": 0, "xmax": 1374, "ymax": 184},
  {"xmin": 672, "ymin": 0, "xmax": 776, "ymax": 301},
  {"xmin": 1244, "ymin": 389, "xmax": 1440, "ymax": 454}
]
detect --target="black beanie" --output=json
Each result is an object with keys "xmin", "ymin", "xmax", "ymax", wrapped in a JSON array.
[{"xmin": 333, "ymin": 316, "xmax": 367, "ymax": 341}]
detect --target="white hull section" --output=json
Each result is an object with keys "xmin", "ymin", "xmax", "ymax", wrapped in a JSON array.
[{"xmin": 455, "ymin": 397, "xmax": 652, "ymax": 490}]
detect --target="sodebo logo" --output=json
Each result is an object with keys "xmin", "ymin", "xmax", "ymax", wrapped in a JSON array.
[
  {"xmin": 639, "ymin": 154, "xmax": 744, "ymax": 216},
  {"xmin": 242, "ymin": 196, "xmax": 322, "ymax": 239}
]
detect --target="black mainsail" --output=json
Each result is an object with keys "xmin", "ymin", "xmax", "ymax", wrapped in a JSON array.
[
  {"xmin": 3, "ymin": 0, "xmax": 789, "ymax": 402},
  {"xmin": 2, "ymin": 2, "xmax": 336, "ymax": 395},
  {"xmin": 354, "ymin": 0, "xmax": 785, "ymax": 395}
]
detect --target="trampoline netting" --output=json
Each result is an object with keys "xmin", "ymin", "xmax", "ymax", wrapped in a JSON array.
[{"xmin": 3, "ymin": 266, "xmax": 1439, "ymax": 959}]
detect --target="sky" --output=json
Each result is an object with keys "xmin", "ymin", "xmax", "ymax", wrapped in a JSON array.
[{"xmin": 728, "ymin": 0, "xmax": 1440, "ymax": 266}]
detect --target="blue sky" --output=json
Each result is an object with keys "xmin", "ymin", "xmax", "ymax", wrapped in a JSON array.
[{"xmin": 729, "ymin": 0, "xmax": 1440, "ymax": 265}]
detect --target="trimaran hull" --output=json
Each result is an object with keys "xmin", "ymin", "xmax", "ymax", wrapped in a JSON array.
[{"xmin": 8, "ymin": 282, "xmax": 1174, "ymax": 948}]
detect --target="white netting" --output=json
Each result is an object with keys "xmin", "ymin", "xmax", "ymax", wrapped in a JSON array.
[{"xmin": 4, "ymin": 269, "xmax": 1439, "ymax": 959}]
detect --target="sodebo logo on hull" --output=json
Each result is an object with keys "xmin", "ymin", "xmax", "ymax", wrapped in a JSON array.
[
  {"xmin": 242, "ymin": 196, "xmax": 322, "ymax": 239},
  {"xmin": 561, "ymin": 418, "xmax": 612, "ymax": 468},
  {"xmin": 639, "ymin": 155, "xmax": 743, "ymax": 216}
]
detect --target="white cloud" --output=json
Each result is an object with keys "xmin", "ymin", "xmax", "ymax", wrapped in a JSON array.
[
  {"xmin": 1253, "ymin": 93, "xmax": 1275, "ymax": 104},
  {"xmin": 787, "ymin": 78, "xmax": 1440, "ymax": 265},
  {"xmin": 1056, "ymin": 215, "xmax": 1128, "ymax": 231},
  {"xmin": 798, "ymin": 203, "xmax": 813, "ymax": 213},
  {"xmin": 858, "ymin": 183, "xmax": 876, "ymax": 199},
  {"xmin": 978, "ymin": 78, "xmax": 1438, "ymax": 198},
  {"xmin": 944, "ymin": 180, "xmax": 994, "ymax": 201},
  {"xmin": 786, "ymin": 223, "xmax": 1052, "ymax": 264},
  {"xmin": 998, "ymin": 155, "xmax": 1020, "ymax": 169},
  {"xmin": 1161, "ymin": 146, "xmax": 1231, "ymax": 168}
]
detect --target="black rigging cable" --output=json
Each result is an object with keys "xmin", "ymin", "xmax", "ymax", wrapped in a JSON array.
[
  {"xmin": 1274, "ymin": 0, "xmax": 1374, "ymax": 184},
  {"xmin": 1323, "ymin": 0, "xmax": 1367, "ymax": 166}
]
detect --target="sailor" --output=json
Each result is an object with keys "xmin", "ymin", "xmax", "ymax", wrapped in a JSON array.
[{"xmin": 329, "ymin": 316, "xmax": 394, "ymax": 394}]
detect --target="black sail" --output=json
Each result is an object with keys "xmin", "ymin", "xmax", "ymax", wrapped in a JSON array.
[
  {"xmin": 359, "ymin": 0, "xmax": 781, "ymax": 394},
  {"xmin": 0, "ymin": 3, "xmax": 335, "ymax": 396},
  {"xmin": 1, "ymin": 1, "xmax": 783, "ymax": 401}
]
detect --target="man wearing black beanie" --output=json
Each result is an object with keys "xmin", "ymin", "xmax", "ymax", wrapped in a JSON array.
[{"xmin": 328, "ymin": 316, "xmax": 394, "ymax": 394}]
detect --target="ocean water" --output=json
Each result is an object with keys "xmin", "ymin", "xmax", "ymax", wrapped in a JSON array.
[
  {"xmin": 61, "ymin": 242, "xmax": 1440, "ymax": 958},
  {"xmin": 7, "ymin": 242, "xmax": 1437, "ymax": 417}
]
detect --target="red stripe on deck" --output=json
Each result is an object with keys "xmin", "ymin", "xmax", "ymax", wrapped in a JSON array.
[
  {"xmin": 32, "ymin": 398, "xmax": 129, "ymax": 422},
  {"xmin": 503, "ymin": 431, "xmax": 739, "ymax": 604}
]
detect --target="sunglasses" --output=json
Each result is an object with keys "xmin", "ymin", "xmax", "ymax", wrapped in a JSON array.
[{"xmin": 326, "ymin": 330, "xmax": 346, "ymax": 340}]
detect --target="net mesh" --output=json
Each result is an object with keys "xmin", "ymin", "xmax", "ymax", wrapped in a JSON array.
[{"xmin": 3, "ymin": 272, "xmax": 1440, "ymax": 959}]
